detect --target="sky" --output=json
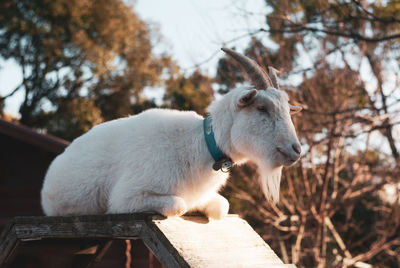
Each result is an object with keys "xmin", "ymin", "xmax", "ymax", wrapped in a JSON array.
[
  {"xmin": 135, "ymin": 0, "xmax": 269, "ymax": 73},
  {"xmin": 0, "ymin": 0, "xmax": 268, "ymax": 117}
]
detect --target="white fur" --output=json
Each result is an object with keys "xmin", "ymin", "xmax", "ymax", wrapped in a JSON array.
[{"xmin": 41, "ymin": 87, "xmax": 301, "ymax": 219}]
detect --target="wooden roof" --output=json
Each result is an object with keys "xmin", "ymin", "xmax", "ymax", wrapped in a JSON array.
[
  {"xmin": 0, "ymin": 213, "xmax": 296, "ymax": 268},
  {"xmin": 0, "ymin": 118, "xmax": 69, "ymax": 154}
]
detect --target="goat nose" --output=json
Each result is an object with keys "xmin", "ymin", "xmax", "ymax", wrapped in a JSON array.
[{"xmin": 292, "ymin": 143, "xmax": 301, "ymax": 155}]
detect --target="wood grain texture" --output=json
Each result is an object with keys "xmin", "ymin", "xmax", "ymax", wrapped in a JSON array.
[
  {"xmin": 0, "ymin": 213, "xmax": 296, "ymax": 268},
  {"xmin": 0, "ymin": 224, "xmax": 19, "ymax": 266},
  {"xmin": 153, "ymin": 215, "xmax": 295, "ymax": 268},
  {"xmin": 12, "ymin": 214, "xmax": 148, "ymax": 240}
]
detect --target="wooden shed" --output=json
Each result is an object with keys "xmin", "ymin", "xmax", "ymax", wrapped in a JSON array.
[
  {"xmin": 0, "ymin": 118, "xmax": 69, "ymax": 227},
  {"xmin": 0, "ymin": 118, "xmax": 295, "ymax": 267}
]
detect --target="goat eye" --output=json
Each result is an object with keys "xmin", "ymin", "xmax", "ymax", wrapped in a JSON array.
[
  {"xmin": 257, "ymin": 106, "xmax": 268, "ymax": 114},
  {"xmin": 289, "ymin": 104, "xmax": 302, "ymax": 115}
]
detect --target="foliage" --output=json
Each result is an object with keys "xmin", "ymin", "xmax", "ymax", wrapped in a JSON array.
[
  {"xmin": 36, "ymin": 97, "xmax": 103, "ymax": 141},
  {"xmin": 164, "ymin": 69, "xmax": 214, "ymax": 115}
]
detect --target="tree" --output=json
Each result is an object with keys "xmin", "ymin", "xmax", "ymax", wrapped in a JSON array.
[
  {"xmin": 219, "ymin": 1, "xmax": 400, "ymax": 267},
  {"xmin": 164, "ymin": 68, "xmax": 214, "ymax": 115},
  {"xmin": 37, "ymin": 97, "xmax": 103, "ymax": 141},
  {"xmin": 0, "ymin": 0, "xmax": 168, "ymax": 131},
  {"xmin": 263, "ymin": 0, "xmax": 400, "ymax": 163}
]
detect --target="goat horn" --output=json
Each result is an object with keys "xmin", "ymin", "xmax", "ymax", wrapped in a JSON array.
[
  {"xmin": 221, "ymin": 47, "xmax": 273, "ymax": 90},
  {"xmin": 268, "ymin": 67, "xmax": 280, "ymax": 89}
]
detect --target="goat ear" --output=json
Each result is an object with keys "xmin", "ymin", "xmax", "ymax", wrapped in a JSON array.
[{"xmin": 238, "ymin": 89, "xmax": 258, "ymax": 107}]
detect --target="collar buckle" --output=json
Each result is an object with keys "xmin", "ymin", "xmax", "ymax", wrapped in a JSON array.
[{"xmin": 212, "ymin": 158, "xmax": 233, "ymax": 172}]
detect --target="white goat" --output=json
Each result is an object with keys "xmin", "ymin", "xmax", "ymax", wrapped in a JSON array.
[{"xmin": 41, "ymin": 48, "xmax": 302, "ymax": 219}]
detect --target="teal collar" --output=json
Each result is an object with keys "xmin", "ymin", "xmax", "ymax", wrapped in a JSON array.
[{"xmin": 203, "ymin": 116, "xmax": 233, "ymax": 172}]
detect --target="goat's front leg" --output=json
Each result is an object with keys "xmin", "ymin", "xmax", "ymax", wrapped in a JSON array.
[
  {"xmin": 108, "ymin": 190, "xmax": 187, "ymax": 217},
  {"xmin": 198, "ymin": 193, "xmax": 229, "ymax": 220}
]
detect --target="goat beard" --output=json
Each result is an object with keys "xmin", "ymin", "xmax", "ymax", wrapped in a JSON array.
[{"xmin": 257, "ymin": 162, "xmax": 283, "ymax": 203}]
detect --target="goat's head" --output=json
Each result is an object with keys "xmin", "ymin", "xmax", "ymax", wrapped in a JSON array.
[{"xmin": 221, "ymin": 48, "xmax": 302, "ymax": 202}]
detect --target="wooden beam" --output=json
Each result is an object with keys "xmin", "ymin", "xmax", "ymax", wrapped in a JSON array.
[
  {"xmin": 11, "ymin": 214, "xmax": 146, "ymax": 240},
  {"xmin": 0, "ymin": 223, "xmax": 19, "ymax": 266}
]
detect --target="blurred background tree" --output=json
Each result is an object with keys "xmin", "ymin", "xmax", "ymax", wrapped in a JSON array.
[
  {"xmin": 163, "ymin": 68, "xmax": 214, "ymax": 115},
  {"xmin": 0, "ymin": 0, "xmax": 214, "ymax": 140},
  {"xmin": 0, "ymin": 0, "xmax": 171, "ymax": 138}
]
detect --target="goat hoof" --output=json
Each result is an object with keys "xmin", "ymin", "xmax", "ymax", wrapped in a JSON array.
[
  {"xmin": 161, "ymin": 196, "xmax": 187, "ymax": 217},
  {"xmin": 205, "ymin": 196, "xmax": 229, "ymax": 220}
]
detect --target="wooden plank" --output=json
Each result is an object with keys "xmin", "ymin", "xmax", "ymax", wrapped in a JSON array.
[
  {"xmin": 151, "ymin": 215, "xmax": 293, "ymax": 268},
  {"xmin": 141, "ymin": 215, "xmax": 190, "ymax": 268},
  {"xmin": 12, "ymin": 214, "xmax": 146, "ymax": 240},
  {"xmin": 0, "ymin": 223, "xmax": 19, "ymax": 266},
  {"xmin": 0, "ymin": 230, "xmax": 19, "ymax": 267}
]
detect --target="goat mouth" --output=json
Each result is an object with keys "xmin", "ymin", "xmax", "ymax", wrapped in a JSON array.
[{"xmin": 277, "ymin": 147, "xmax": 300, "ymax": 164}]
